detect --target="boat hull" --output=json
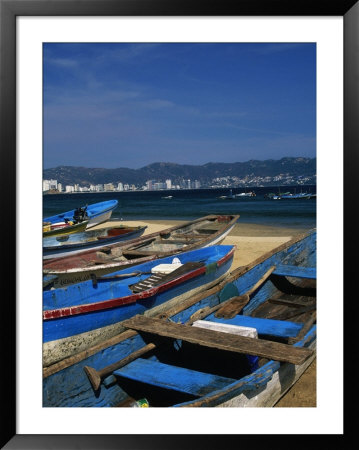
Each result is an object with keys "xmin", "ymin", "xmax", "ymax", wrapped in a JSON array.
[
  {"xmin": 42, "ymin": 267, "xmax": 232, "ymax": 367},
  {"xmin": 43, "ymin": 245, "xmax": 235, "ymax": 360},
  {"xmin": 43, "ymin": 225, "xmax": 147, "ymax": 260},
  {"xmin": 44, "ymin": 199, "xmax": 118, "ymax": 230},
  {"xmin": 43, "ymin": 220, "xmax": 89, "ymax": 238}
]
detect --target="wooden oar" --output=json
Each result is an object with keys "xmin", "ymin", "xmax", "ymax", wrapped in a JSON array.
[
  {"xmin": 84, "ymin": 343, "xmax": 156, "ymax": 391},
  {"xmin": 214, "ymin": 266, "xmax": 276, "ymax": 319}
]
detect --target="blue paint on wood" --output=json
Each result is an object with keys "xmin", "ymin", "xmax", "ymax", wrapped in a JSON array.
[
  {"xmin": 219, "ymin": 283, "xmax": 239, "ymax": 303},
  {"xmin": 273, "ymin": 264, "xmax": 316, "ymax": 279},
  {"xmin": 43, "ymin": 245, "xmax": 234, "ymax": 342},
  {"xmin": 114, "ymin": 358, "xmax": 236, "ymax": 397},
  {"xmin": 206, "ymin": 314, "xmax": 303, "ymax": 338}
]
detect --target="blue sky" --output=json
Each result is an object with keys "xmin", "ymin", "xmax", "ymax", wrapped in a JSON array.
[{"xmin": 43, "ymin": 43, "xmax": 316, "ymax": 169}]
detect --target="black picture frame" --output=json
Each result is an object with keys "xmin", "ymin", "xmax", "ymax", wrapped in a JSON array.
[{"xmin": 1, "ymin": 0, "xmax": 356, "ymax": 448}]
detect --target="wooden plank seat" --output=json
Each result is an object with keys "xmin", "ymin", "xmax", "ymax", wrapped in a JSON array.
[
  {"xmin": 113, "ymin": 358, "xmax": 236, "ymax": 397},
  {"xmin": 129, "ymin": 261, "xmax": 205, "ymax": 293},
  {"xmin": 194, "ymin": 228, "xmax": 219, "ymax": 234},
  {"xmin": 123, "ymin": 316, "xmax": 313, "ymax": 365},
  {"xmin": 165, "ymin": 233, "xmax": 205, "ymax": 240},
  {"xmin": 206, "ymin": 314, "xmax": 303, "ymax": 339},
  {"xmin": 268, "ymin": 294, "xmax": 316, "ymax": 308},
  {"xmin": 272, "ymin": 264, "xmax": 316, "ymax": 279},
  {"xmin": 161, "ymin": 238, "xmax": 204, "ymax": 245}
]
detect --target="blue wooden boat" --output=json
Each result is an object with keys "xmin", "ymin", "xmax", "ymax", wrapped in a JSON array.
[
  {"xmin": 43, "ymin": 199, "xmax": 118, "ymax": 229},
  {"xmin": 43, "ymin": 245, "xmax": 235, "ymax": 366},
  {"xmin": 43, "ymin": 230, "xmax": 316, "ymax": 407},
  {"xmin": 43, "ymin": 224, "xmax": 147, "ymax": 260}
]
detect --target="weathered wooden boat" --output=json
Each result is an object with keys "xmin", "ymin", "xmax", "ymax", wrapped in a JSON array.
[
  {"xmin": 43, "ymin": 199, "xmax": 118, "ymax": 229},
  {"xmin": 43, "ymin": 214, "xmax": 239, "ymax": 288},
  {"xmin": 43, "ymin": 244, "xmax": 235, "ymax": 366},
  {"xmin": 43, "ymin": 220, "xmax": 89, "ymax": 238},
  {"xmin": 43, "ymin": 229, "xmax": 316, "ymax": 408},
  {"xmin": 43, "ymin": 224, "xmax": 147, "ymax": 260}
]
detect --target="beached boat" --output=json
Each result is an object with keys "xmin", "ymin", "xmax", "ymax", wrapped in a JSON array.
[
  {"xmin": 43, "ymin": 214, "xmax": 239, "ymax": 288},
  {"xmin": 43, "ymin": 220, "xmax": 89, "ymax": 238},
  {"xmin": 43, "ymin": 224, "xmax": 147, "ymax": 260},
  {"xmin": 43, "ymin": 199, "xmax": 118, "ymax": 229},
  {"xmin": 43, "ymin": 245, "xmax": 235, "ymax": 366},
  {"xmin": 43, "ymin": 229, "xmax": 316, "ymax": 407}
]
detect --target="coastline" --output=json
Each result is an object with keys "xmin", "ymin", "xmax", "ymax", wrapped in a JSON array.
[{"xmin": 93, "ymin": 218, "xmax": 316, "ymax": 407}]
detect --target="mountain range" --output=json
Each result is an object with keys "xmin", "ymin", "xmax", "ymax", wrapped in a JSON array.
[{"xmin": 43, "ymin": 157, "xmax": 316, "ymax": 186}]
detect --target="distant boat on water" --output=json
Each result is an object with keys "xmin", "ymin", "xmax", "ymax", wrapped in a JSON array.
[
  {"xmin": 218, "ymin": 189, "xmax": 235, "ymax": 200},
  {"xmin": 235, "ymin": 190, "xmax": 256, "ymax": 197},
  {"xmin": 266, "ymin": 187, "xmax": 315, "ymax": 200},
  {"xmin": 161, "ymin": 195, "xmax": 173, "ymax": 199}
]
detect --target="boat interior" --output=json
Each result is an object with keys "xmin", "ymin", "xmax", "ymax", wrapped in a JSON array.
[{"xmin": 83, "ymin": 266, "xmax": 316, "ymax": 407}]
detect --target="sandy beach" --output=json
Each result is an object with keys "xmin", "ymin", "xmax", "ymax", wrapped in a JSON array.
[{"xmin": 95, "ymin": 218, "xmax": 316, "ymax": 407}]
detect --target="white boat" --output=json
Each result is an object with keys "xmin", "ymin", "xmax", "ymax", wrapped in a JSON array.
[{"xmin": 43, "ymin": 200, "xmax": 118, "ymax": 229}]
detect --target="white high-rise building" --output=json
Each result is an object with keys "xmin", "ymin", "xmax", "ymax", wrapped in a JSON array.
[
  {"xmin": 117, "ymin": 182, "xmax": 124, "ymax": 191},
  {"xmin": 104, "ymin": 183, "xmax": 115, "ymax": 191},
  {"xmin": 43, "ymin": 179, "xmax": 58, "ymax": 191},
  {"xmin": 166, "ymin": 179, "xmax": 172, "ymax": 189}
]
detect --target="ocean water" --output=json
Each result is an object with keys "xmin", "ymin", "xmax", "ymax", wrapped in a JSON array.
[{"xmin": 43, "ymin": 186, "xmax": 316, "ymax": 230}]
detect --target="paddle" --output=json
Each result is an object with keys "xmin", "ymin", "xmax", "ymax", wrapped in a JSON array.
[{"xmin": 214, "ymin": 266, "xmax": 276, "ymax": 319}]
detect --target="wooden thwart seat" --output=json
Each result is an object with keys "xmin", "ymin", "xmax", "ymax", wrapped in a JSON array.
[
  {"xmin": 272, "ymin": 264, "xmax": 316, "ymax": 279},
  {"xmin": 123, "ymin": 316, "xmax": 313, "ymax": 365},
  {"xmin": 114, "ymin": 358, "xmax": 236, "ymax": 397},
  {"xmin": 166, "ymin": 233, "xmax": 205, "ymax": 240},
  {"xmin": 206, "ymin": 314, "xmax": 304, "ymax": 339}
]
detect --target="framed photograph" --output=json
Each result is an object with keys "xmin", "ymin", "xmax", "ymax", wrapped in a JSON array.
[{"xmin": 1, "ymin": 0, "xmax": 356, "ymax": 448}]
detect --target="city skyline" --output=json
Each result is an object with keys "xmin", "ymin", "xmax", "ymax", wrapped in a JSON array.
[{"xmin": 43, "ymin": 43, "xmax": 316, "ymax": 170}]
